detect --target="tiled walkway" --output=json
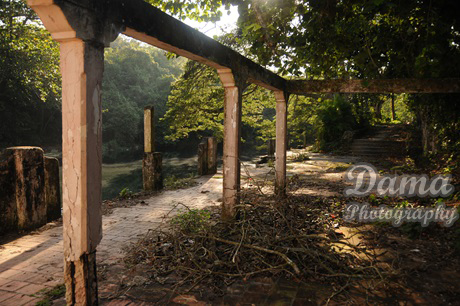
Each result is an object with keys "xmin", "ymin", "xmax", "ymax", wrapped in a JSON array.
[{"xmin": 0, "ymin": 175, "xmax": 222, "ymax": 305}]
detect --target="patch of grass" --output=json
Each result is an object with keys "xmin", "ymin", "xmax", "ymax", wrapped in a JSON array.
[
  {"xmin": 35, "ymin": 284, "xmax": 65, "ymax": 306},
  {"xmin": 170, "ymin": 209, "xmax": 211, "ymax": 233},
  {"xmin": 102, "ymin": 161, "xmax": 142, "ymax": 189},
  {"xmin": 102, "ymin": 168, "xmax": 143, "ymax": 200}
]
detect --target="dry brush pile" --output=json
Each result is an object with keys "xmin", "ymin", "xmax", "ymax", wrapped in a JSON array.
[{"xmin": 123, "ymin": 188, "xmax": 396, "ymax": 299}]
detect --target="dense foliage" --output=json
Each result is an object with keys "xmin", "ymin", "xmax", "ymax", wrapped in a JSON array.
[
  {"xmin": 102, "ymin": 37, "xmax": 184, "ymax": 162},
  {"xmin": 1, "ymin": 0, "xmax": 459, "ymax": 171},
  {"xmin": 151, "ymin": 0, "xmax": 459, "ymax": 168},
  {"xmin": 0, "ymin": 0, "xmax": 61, "ymax": 147},
  {"xmin": 163, "ymin": 60, "xmax": 277, "ymax": 152}
]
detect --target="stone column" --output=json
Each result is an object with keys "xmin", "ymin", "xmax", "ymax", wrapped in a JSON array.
[
  {"xmin": 267, "ymin": 139, "xmax": 276, "ymax": 158},
  {"xmin": 144, "ymin": 106, "xmax": 155, "ymax": 153},
  {"xmin": 198, "ymin": 137, "xmax": 218, "ymax": 176},
  {"xmin": 274, "ymin": 91, "xmax": 289, "ymax": 197},
  {"xmin": 143, "ymin": 106, "xmax": 163, "ymax": 191},
  {"xmin": 143, "ymin": 152, "xmax": 163, "ymax": 191},
  {"xmin": 197, "ymin": 140, "xmax": 208, "ymax": 176},
  {"xmin": 3, "ymin": 147, "xmax": 47, "ymax": 231},
  {"xmin": 217, "ymin": 69, "xmax": 245, "ymax": 220},
  {"xmin": 27, "ymin": 1, "xmax": 120, "ymax": 304},
  {"xmin": 0, "ymin": 152, "xmax": 16, "ymax": 235},
  {"xmin": 60, "ymin": 38, "xmax": 104, "ymax": 306},
  {"xmin": 207, "ymin": 137, "xmax": 218, "ymax": 174}
]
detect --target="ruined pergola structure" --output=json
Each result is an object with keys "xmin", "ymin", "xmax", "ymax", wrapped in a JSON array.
[{"xmin": 26, "ymin": 0, "xmax": 460, "ymax": 304}]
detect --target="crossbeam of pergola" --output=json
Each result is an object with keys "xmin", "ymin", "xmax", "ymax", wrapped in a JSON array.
[{"xmin": 288, "ymin": 78, "xmax": 460, "ymax": 94}]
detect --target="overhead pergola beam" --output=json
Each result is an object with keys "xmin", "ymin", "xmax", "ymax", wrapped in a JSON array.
[
  {"xmin": 51, "ymin": 0, "xmax": 286, "ymax": 92},
  {"xmin": 288, "ymin": 78, "xmax": 460, "ymax": 94}
]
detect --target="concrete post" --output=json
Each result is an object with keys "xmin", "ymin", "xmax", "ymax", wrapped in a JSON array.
[
  {"xmin": 144, "ymin": 106, "xmax": 155, "ymax": 153},
  {"xmin": 59, "ymin": 38, "xmax": 104, "ymax": 305},
  {"xmin": 0, "ymin": 153, "xmax": 16, "ymax": 235},
  {"xmin": 197, "ymin": 140, "xmax": 208, "ymax": 176},
  {"xmin": 26, "ymin": 1, "xmax": 113, "ymax": 300},
  {"xmin": 143, "ymin": 106, "xmax": 163, "ymax": 191},
  {"xmin": 207, "ymin": 137, "xmax": 218, "ymax": 174},
  {"xmin": 267, "ymin": 139, "xmax": 276, "ymax": 158},
  {"xmin": 143, "ymin": 152, "xmax": 163, "ymax": 191},
  {"xmin": 3, "ymin": 147, "xmax": 47, "ymax": 231},
  {"xmin": 218, "ymin": 69, "xmax": 245, "ymax": 220},
  {"xmin": 274, "ymin": 91, "xmax": 289, "ymax": 197},
  {"xmin": 198, "ymin": 137, "xmax": 218, "ymax": 176},
  {"xmin": 45, "ymin": 156, "xmax": 61, "ymax": 222}
]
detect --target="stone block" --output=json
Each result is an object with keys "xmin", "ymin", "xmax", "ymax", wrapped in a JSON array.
[{"xmin": 44, "ymin": 157, "xmax": 61, "ymax": 222}]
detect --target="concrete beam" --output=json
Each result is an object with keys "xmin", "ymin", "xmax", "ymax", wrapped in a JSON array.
[
  {"xmin": 287, "ymin": 78, "xmax": 460, "ymax": 94},
  {"xmin": 32, "ymin": 0, "xmax": 286, "ymax": 91}
]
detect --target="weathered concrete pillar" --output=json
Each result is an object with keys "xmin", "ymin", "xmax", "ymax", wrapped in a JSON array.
[
  {"xmin": 0, "ymin": 153, "xmax": 16, "ymax": 235},
  {"xmin": 144, "ymin": 106, "xmax": 155, "ymax": 153},
  {"xmin": 274, "ymin": 91, "xmax": 289, "ymax": 197},
  {"xmin": 267, "ymin": 139, "xmax": 276, "ymax": 158},
  {"xmin": 0, "ymin": 149, "xmax": 61, "ymax": 234},
  {"xmin": 218, "ymin": 69, "xmax": 246, "ymax": 220},
  {"xmin": 197, "ymin": 140, "xmax": 208, "ymax": 176},
  {"xmin": 207, "ymin": 137, "xmax": 218, "ymax": 174},
  {"xmin": 143, "ymin": 152, "xmax": 163, "ymax": 191},
  {"xmin": 60, "ymin": 39, "xmax": 104, "ymax": 305},
  {"xmin": 198, "ymin": 137, "xmax": 218, "ymax": 176},
  {"xmin": 3, "ymin": 147, "xmax": 47, "ymax": 231},
  {"xmin": 143, "ymin": 106, "xmax": 163, "ymax": 191},
  {"xmin": 45, "ymin": 156, "xmax": 61, "ymax": 222},
  {"xmin": 27, "ymin": 0, "xmax": 121, "ymax": 302}
]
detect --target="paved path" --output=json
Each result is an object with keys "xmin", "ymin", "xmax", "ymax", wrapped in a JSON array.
[{"xmin": 0, "ymin": 174, "xmax": 222, "ymax": 305}]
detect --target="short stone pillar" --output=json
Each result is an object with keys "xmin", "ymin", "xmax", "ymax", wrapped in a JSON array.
[
  {"xmin": 267, "ymin": 139, "xmax": 276, "ymax": 158},
  {"xmin": 4, "ymin": 147, "xmax": 47, "ymax": 231},
  {"xmin": 0, "ymin": 147, "xmax": 62, "ymax": 235},
  {"xmin": 0, "ymin": 152, "xmax": 17, "ymax": 234},
  {"xmin": 45, "ymin": 157, "xmax": 62, "ymax": 222},
  {"xmin": 143, "ymin": 106, "xmax": 163, "ymax": 191},
  {"xmin": 143, "ymin": 152, "xmax": 163, "ymax": 191},
  {"xmin": 198, "ymin": 137, "xmax": 218, "ymax": 175}
]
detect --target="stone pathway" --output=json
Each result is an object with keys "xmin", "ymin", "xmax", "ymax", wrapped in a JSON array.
[{"xmin": 0, "ymin": 174, "xmax": 223, "ymax": 306}]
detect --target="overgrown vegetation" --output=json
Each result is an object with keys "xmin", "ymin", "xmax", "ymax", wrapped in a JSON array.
[{"xmin": 170, "ymin": 208, "xmax": 211, "ymax": 233}]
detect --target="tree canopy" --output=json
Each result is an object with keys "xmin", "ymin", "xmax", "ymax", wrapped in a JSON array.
[{"xmin": 149, "ymin": 0, "xmax": 460, "ymax": 79}]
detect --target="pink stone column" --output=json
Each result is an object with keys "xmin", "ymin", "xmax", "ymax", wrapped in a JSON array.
[
  {"xmin": 218, "ymin": 69, "xmax": 244, "ymax": 220},
  {"xmin": 60, "ymin": 38, "xmax": 104, "ymax": 305},
  {"xmin": 274, "ymin": 91, "xmax": 289, "ymax": 197}
]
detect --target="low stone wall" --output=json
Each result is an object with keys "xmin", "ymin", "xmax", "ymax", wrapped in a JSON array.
[{"xmin": 0, "ymin": 147, "xmax": 61, "ymax": 235}]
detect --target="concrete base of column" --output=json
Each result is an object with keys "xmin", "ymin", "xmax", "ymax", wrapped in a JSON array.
[
  {"xmin": 65, "ymin": 252, "xmax": 98, "ymax": 305},
  {"xmin": 143, "ymin": 152, "xmax": 163, "ymax": 191}
]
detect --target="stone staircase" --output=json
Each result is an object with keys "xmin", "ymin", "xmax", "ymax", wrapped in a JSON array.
[{"xmin": 350, "ymin": 125, "xmax": 407, "ymax": 158}]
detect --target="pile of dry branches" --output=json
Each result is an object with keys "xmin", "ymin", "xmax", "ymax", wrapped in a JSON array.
[{"xmin": 124, "ymin": 190, "xmax": 389, "ymax": 296}]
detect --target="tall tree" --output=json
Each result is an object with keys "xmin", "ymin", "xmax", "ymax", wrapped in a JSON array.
[{"xmin": 0, "ymin": 0, "xmax": 61, "ymax": 147}]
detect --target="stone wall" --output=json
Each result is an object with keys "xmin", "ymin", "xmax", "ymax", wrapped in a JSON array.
[{"xmin": 0, "ymin": 147, "xmax": 61, "ymax": 235}]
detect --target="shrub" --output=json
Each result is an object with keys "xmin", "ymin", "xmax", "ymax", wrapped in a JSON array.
[
  {"xmin": 315, "ymin": 95, "xmax": 357, "ymax": 151},
  {"xmin": 170, "ymin": 209, "xmax": 211, "ymax": 233}
]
